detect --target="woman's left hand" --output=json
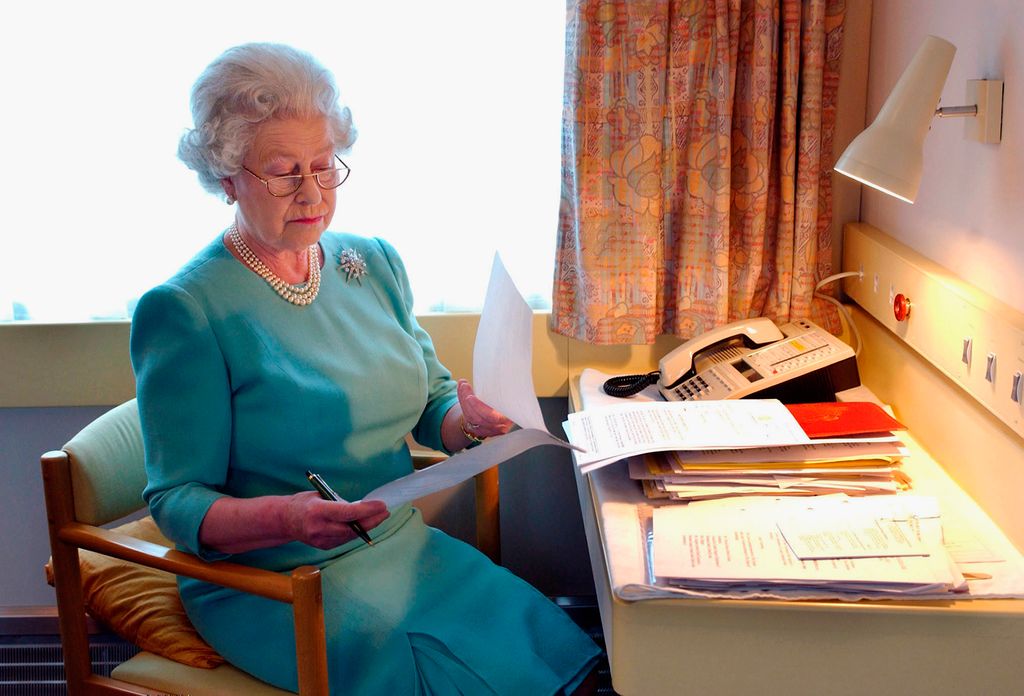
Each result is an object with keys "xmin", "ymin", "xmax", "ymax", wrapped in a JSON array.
[{"xmin": 454, "ymin": 379, "xmax": 514, "ymax": 445}]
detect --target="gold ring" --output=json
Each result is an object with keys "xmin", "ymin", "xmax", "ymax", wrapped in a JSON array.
[{"xmin": 460, "ymin": 416, "xmax": 485, "ymax": 444}]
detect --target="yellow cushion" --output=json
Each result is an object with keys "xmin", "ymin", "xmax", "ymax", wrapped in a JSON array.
[{"xmin": 45, "ymin": 516, "xmax": 225, "ymax": 669}]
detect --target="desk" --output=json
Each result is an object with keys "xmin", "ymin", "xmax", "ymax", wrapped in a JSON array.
[{"xmin": 569, "ymin": 378, "xmax": 1024, "ymax": 696}]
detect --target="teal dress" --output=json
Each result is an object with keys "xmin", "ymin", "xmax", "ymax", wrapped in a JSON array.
[{"xmin": 130, "ymin": 232, "xmax": 599, "ymax": 694}]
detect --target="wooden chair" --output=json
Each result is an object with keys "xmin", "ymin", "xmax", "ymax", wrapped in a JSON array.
[{"xmin": 42, "ymin": 399, "xmax": 500, "ymax": 695}]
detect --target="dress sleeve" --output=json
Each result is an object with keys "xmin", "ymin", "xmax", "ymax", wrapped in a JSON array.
[
  {"xmin": 130, "ymin": 283, "xmax": 232, "ymax": 560},
  {"xmin": 373, "ymin": 238, "xmax": 458, "ymax": 453}
]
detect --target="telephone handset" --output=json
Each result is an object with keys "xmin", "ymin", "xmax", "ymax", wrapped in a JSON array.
[
  {"xmin": 657, "ymin": 316, "xmax": 784, "ymax": 390},
  {"xmin": 603, "ymin": 317, "xmax": 860, "ymax": 403}
]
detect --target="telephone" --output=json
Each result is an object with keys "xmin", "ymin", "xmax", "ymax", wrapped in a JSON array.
[{"xmin": 603, "ymin": 317, "xmax": 860, "ymax": 403}]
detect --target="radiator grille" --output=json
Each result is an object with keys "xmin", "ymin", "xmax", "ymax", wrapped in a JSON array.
[{"xmin": 0, "ymin": 635, "xmax": 140, "ymax": 695}]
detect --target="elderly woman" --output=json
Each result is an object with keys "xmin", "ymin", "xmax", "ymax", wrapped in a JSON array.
[{"xmin": 130, "ymin": 43, "xmax": 600, "ymax": 694}]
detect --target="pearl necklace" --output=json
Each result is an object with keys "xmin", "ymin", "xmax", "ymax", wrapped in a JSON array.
[{"xmin": 227, "ymin": 224, "xmax": 321, "ymax": 306}]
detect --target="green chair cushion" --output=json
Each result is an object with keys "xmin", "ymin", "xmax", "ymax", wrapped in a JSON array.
[
  {"xmin": 111, "ymin": 651, "xmax": 292, "ymax": 695},
  {"xmin": 63, "ymin": 399, "xmax": 147, "ymax": 525}
]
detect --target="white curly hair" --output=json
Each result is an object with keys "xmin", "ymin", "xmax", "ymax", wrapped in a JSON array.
[{"xmin": 178, "ymin": 43, "xmax": 357, "ymax": 198}]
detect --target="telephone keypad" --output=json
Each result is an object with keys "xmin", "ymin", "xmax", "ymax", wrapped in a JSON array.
[{"xmin": 672, "ymin": 372, "xmax": 724, "ymax": 401}]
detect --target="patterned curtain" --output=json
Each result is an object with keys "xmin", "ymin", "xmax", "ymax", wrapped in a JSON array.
[{"xmin": 552, "ymin": 0, "xmax": 846, "ymax": 344}]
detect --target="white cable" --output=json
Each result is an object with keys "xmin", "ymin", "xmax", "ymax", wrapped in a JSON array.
[
  {"xmin": 814, "ymin": 270, "xmax": 863, "ymax": 293},
  {"xmin": 814, "ymin": 270, "xmax": 863, "ymax": 357},
  {"xmin": 814, "ymin": 291, "xmax": 862, "ymax": 357}
]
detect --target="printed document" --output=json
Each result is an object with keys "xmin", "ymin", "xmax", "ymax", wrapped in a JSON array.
[
  {"xmin": 566, "ymin": 400, "xmax": 812, "ymax": 472},
  {"xmin": 776, "ymin": 507, "xmax": 932, "ymax": 559},
  {"xmin": 652, "ymin": 498, "xmax": 962, "ymax": 592},
  {"xmin": 362, "ymin": 254, "xmax": 570, "ymax": 507}
]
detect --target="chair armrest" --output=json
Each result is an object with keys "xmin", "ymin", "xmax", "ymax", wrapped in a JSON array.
[
  {"xmin": 58, "ymin": 523, "xmax": 295, "ymax": 603},
  {"xmin": 411, "ymin": 448, "xmax": 448, "ymax": 470},
  {"xmin": 58, "ymin": 522, "xmax": 329, "ymax": 693},
  {"xmin": 42, "ymin": 448, "xmax": 329, "ymax": 692}
]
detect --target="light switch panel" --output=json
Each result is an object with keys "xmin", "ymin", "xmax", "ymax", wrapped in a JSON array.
[{"xmin": 843, "ymin": 223, "xmax": 1024, "ymax": 440}]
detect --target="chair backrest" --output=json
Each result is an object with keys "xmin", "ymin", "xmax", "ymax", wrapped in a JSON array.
[{"xmin": 62, "ymin": 399, "xmax": 147, "ymax": 525}]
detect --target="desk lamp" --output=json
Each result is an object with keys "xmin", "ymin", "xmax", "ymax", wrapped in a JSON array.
[{"xmin": 834, "ymin": 35, "xmax": 1003, "ymax": 203}]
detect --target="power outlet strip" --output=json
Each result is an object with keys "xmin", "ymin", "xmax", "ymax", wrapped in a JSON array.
[{"xmin": 842, "ymin": 222, "xmax": 1024, "ymax": 441}]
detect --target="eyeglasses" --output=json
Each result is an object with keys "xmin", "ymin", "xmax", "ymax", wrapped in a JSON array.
[{"xmin": 241, "ymin": 155, "xmax": 351, "ymax": 197}]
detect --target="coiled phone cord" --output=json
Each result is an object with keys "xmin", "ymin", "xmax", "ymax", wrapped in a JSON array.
[{"xmin": 602, "ymin": 371, "xmax": 661, "ymax": 398}]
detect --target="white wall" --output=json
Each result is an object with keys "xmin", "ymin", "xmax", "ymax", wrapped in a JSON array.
[{"xmin": 857, "ymin": 0, "xmax": 1024, "ymax": 314}]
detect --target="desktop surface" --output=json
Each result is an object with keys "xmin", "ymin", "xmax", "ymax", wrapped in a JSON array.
[{"xmin": 569, "ymin": 376, "xmax": 1024, "ymax": 696}]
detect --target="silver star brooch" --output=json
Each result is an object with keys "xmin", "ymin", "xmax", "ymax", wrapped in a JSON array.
[{"xmin": 337, "ymin": 248, "xmax": 368, "ymax": 285}]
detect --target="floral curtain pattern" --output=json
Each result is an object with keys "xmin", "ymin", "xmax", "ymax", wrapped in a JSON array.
[{"xmin": 552, "ymin": 0, "xmax": 846, "ymax": 344}]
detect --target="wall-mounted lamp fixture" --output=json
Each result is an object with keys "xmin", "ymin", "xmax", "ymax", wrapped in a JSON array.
[{"xmin": 834, "ymin": 35, "xmax": 1003, "ymax": 204}]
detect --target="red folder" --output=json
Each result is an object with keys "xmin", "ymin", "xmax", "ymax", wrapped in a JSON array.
[{"xmin": 784, "ymin": 402, "xmax": 906, "ymax": 439}]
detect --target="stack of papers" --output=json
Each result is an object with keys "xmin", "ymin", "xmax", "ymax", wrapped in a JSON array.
[
  {"xmin": 630, "ymin": 438, "xmax": 910, "ymax": 501},
  {"xmin": 652, "ymin": 495, "xmax": 967, "ymax": 599},
  {"xmin": 565, "ymin": 392, "xmax": 911, "ymax": 500},
  {"xmin": 573, "ymin": 371, "xmax": 1024, "ymax": 602},
  {"xmin": 564, "ymin": 398, "xmax": 907, "ymax": 472}
]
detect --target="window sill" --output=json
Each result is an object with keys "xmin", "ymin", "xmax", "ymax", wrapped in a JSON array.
[{"xmin": 0, "ymin": 314, "xmax": 682, "ymax": 407}]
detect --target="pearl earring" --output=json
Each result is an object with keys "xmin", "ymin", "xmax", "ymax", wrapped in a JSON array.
[{"xmin": 226, "ymin": 195, "xmax": 235, "ymax": 205}]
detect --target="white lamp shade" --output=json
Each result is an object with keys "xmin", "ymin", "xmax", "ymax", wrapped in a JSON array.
[{"xmin": 835, "ymin": 35, "xmax": 956, "ymax": 203}]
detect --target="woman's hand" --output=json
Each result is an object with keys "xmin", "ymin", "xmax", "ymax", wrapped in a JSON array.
[
  {"xmin": 284, "ymin": 492, "xmax": 390, "ymax": 549},
  {"xmin": 457, "ymin": 379, "xmax": 514, "ymax": 439},
  {"xmin": 198, "ymin": 492, "xmax": 390, "ymax": 554},
  {"xmin": 441, "ymin": 379, "xmax": 515, "ymax": 451}
]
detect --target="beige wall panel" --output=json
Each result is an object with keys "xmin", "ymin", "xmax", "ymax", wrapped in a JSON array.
[{"xmin": 0, "ymin": 323, "xmax": 134, "ymax": 407}]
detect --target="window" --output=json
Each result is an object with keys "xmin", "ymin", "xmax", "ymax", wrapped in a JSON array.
[{"xmin": 1, "ymin": 1, "xmax": 565, "ymax": 321}]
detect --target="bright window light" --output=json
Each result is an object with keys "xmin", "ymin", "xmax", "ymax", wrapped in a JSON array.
[{"xmin": 0, "ymin": 1, "xmax": 565, "ymax": 321}]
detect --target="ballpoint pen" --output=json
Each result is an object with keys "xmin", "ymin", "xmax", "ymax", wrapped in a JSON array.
[{"xmin": 305, "ymin": 470, "xmax": 374, "ymax": 546}]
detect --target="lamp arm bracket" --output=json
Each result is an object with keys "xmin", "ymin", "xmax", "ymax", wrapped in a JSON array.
[{"xmin": 935, "ymin": 104, "xmax": 979, "ymax": 118}]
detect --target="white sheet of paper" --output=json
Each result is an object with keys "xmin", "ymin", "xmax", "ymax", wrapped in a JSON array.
[
  {"xmin": 940, "ymin": 510, "xmax": 1004, "ymax": 564},
  {"xmin": 566, "ymin": 399, "xmax": 812, "ymax": 471},
  {"xmin": 472, "ymin": 253, "xmax": 547, "ymax": 433},
  {"xmin": 362, "ymin": 429, "xmax": 570, "ymax": 508},
  {"xmin": 777, "ymin": 509, "xmax": 931, "ymax": 559},
  {"xmin": 652, "ymin": 503, "xmax": 956, "ymax": 586},
  {"xmin": 357, "ymin": 252, "xmax": 563, "ymax": 508}
]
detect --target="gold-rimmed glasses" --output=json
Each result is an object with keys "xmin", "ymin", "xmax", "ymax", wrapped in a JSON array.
[{"xmin": 241, "ymin": 155, "xmax": 351, "ymax": 197}]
